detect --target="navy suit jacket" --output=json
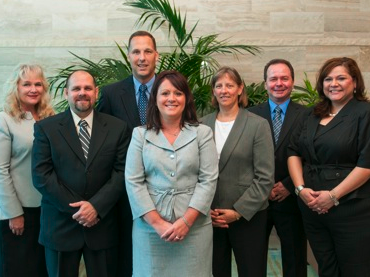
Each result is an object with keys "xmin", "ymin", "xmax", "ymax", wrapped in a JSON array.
[
  {"xmin": 32, "ymin": 109, "xmax": 129, "ymax": 251},
  {"xmin": 249, "ymin": 101, "xmax": 306, "ymax": 213}
]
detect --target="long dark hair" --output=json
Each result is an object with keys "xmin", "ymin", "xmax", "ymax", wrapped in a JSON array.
[
  {"xmin": 146, "ymin": 70, "xmax": 199, "ymax": 133},
  {"xmin": 314, "ymin": 57, "xmax": 367, "ymax": 117}
]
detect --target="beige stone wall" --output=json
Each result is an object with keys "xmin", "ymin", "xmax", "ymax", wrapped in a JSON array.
[{"xmin": 1, "ymin": 0, "xmax": 369, "ymax": 102}]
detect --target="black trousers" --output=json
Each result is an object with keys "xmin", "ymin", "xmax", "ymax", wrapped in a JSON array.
[
  {"xmin": 299, "ymin": 197, "xmax": 370, "ymax": 277},
  {"xmin": 116, "ymin": 194, "xmax": 133, "ymax": 277},
  {"xmin": 45, "ymin": 244, "xmax": 118, "ymax": 277},
  {"xmin": 212, "ymin": 209, "xmax": 268, "ymax": 277},
  {"xmin": 266, "ymin": 209, "xmax": 307, "ymax": 277},
  {"xmin": 0, "ymin": 207, "xmax": 47, "ymax": 277}
]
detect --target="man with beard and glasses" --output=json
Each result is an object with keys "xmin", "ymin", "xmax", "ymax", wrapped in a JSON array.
[
  {"xmin": 97, "ymin": 30, "xmax": 158, "ymax": 276},
  {"xmin": 32, "ymin": 71, "xmax": 129, "ymax": 277}
]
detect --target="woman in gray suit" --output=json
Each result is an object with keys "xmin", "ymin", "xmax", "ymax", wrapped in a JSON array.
[
  {"xmin": 125, "ymin": 70, "xmax": 218, "ymax": 277},
  {"xmin": 202, "ymin": 66, "xmax": 274, "ymax": 277},
  {"xmin": 0, "ymin": 64, "xmax": 54, "ymax": 276}
]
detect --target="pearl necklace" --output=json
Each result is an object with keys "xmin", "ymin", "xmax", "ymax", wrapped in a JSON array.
[{"xmin": 328, "ymin": 113, "xmax": 338, "ymax": 117}]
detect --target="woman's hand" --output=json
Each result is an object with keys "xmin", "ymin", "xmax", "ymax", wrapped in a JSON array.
[
  {"xmin": 211, "ymin": 209, "xmax": 241, "ymax": 228},
  {"xmin": 161, "ymin": 217, "xmax": 190, "ymax": 242},
  {"xmin": 308, "ymin": 190, "xmax": 334, "ymax": 214},
  {"xmin": 298, "ymin": 188, "xmax": 317, "ymax": 205},
  {"xmin": 9, "ymin": 215, "xmax": 24, "ymax": 236}
]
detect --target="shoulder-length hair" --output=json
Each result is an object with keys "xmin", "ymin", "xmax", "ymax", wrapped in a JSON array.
[
  {"xmin": 2, "ymin": 64, "xmax": 54, "ymax": 121},
  {"xmin": 211, "ymin": 66, "xmax": 248, "ymax": 109},
  {"xmin": 314, "ymin": 57, "xmax": 367, "ymax": 117},
  {"xmin": 146, "ymin": 70, "xmax": 199, "ymax": 133}
]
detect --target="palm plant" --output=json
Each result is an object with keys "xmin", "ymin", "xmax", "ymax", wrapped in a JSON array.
[
  {"xmin": 48, "ymin": 0, "xmax": 261, "ymax": 114},
  {"xmin": 291, "ymin": 73, "xmax": 319, "ymax": 107}
]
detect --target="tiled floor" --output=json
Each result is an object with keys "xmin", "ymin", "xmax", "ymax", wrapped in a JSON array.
[{"xmin": 231, "ymin": 227, "xmax": 319, "ymax": 277}]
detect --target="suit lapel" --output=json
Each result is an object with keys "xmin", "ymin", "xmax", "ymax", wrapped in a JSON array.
[
  {"xmin": 219, "ymin": 109, "xmax": 248, "ymax": 172},
  {"xmin": 120, "ymin": 77, "xmax": 141, "ymax": 127},
  {"xmin": 58, "ymin": 110, "xmax": 86, "ymax": 164},
  {"xmin": 86, "ymin": 112, "xmax": 108, "ymax": 168},
  {"xmin": 275, "ymin": 102, "xmax": 298, "ymax": 150},
  {"xmin": 258, "ymin": 103, "xmax": 275, "ymax": 148}
]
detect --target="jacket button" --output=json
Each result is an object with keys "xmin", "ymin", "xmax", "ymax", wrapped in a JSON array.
[
  {"xmin": 170, "ymin": 154, "xmax": 175, "ymax": 159},
  {"xmin": 170, "ymin": 172, "xmax": 175, "ymax": 177},
  {"xmin": 335, "ymin": 172, "xmax": 340, "ymax": 177}
]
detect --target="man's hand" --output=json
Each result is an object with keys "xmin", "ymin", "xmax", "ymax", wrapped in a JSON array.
[
  {"xmin": 70, "ymin": 201, "xmax": 99, "ymax": 227},
  {"xmin": 270, "ymin": 182, "xmax": 290, "ymax": 202}
]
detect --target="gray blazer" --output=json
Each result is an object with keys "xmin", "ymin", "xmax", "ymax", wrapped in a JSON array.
[
  {"xmin": 125, "ymin": 123, "xmax": 219, "ymax": 226},
  {"xmin": 202, "ymin": 108, "xmax": 274, "ymax": 220},
  {"xmin": 0, "ymin": 112, "xmax": 42, "ymax": 220}
]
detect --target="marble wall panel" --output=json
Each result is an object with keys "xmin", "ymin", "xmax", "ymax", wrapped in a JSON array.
[
  {"xmin": 325, "ymin": 12, "xmax": 370, "ymax": 33},
  {"xmin": 270, "ymin": 12, "xmax": 324, "ymax": 34},
  {"xmin": 304, "ymin": 0, "xmax": 361, "ymax": 12}
]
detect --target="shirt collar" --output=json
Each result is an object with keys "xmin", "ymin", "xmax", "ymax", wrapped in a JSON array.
[
  {"xmin": 268, "ymin": 98, "xmax": 290, "ymax": 115},
  {"xmin": 70, "ymin": 109, "xmax": 94, "ymax": 129},
  {"xmin": 134, "ymin": 75, "xmax": 155, "ymax": 97}
]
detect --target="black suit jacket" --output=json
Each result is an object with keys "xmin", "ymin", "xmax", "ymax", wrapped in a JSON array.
[
  {"xmin": 32, "ymin": 109, "xmax": 129, "ymax": 251},
  {"xmin": 97, "ymin": 75, "xmax": 141, "ymax": 134},
  {"xmin": 249, "ymin": 101, "xmax": 306, "ymax": 213}
]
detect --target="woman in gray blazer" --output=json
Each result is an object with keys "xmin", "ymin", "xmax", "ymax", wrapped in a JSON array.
[
  {"xmin": 125, "ymin": 70, "xmax": 218, "ymax": 277},
  {"xmin": 202, "ymin": 67, "xmax": 274, "ymax": 277},
  {"xmin": 0, "ymin": 64, "xmax": 54, "ymax": 276}
]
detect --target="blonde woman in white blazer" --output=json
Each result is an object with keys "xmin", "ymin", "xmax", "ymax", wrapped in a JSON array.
[{"xmin": 0, "ymin": 64, "xmax": 53, "ymax": 277}]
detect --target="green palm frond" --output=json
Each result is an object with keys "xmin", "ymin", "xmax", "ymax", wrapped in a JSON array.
[
  {"xmin": 291, "ymin": 73, "xmax": 319, "ymax": 107},
  {"xmin": 124, "ymin": 0, "xmax": 193, "ymax": 47}
]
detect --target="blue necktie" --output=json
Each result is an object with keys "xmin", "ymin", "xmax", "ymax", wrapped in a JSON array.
[
  {"xmin": 78, "ymin": 120, "xmax": 90, "ymax": 160},
  {"xmin": 138, "ymin": 84, "xmax": 148, "ymax": 125},
  {"xmin": 273, "ymin": 106, "xmax": 282, "ymax": 144}
]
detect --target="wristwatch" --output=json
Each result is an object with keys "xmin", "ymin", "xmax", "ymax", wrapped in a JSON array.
[{"xmin": 295, "ymin": 185, "xmax": 305, "ymax": 196}]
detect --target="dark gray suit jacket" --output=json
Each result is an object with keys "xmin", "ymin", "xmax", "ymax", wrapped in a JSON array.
[
  {"xmin": 97, "ymin": 75, "xmax": 141, "ymax": 134},
  {"xmin": 202, "ymin": 108, "xmax": 274, "ymax": 220},
  {"xmin": 32, "ymin": 109, "xmax": 129, "ymax": 251}
]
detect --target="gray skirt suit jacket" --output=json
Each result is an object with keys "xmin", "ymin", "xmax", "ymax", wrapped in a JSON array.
[
  {"xmin": 125, "ymin": 123, "xmax": 218, "ymax": 277},
  {"xmin": 202, "ymin": 108, "xmax": 274, "ymax": 220}
]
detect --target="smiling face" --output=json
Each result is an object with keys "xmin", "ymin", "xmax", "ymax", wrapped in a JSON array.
[
  {"xmin": 128, "ymin": 35, "xmax": 158, "ymax": 84},
  {"xmin": 17, "ymin": 71, "xmax": 45, "ymax": 112},
  {"xmin": 323, "ymin": 65, "xmax": 355, "ymax": 105},
  {"xmin": 212, "ymin": 73, "xmax": 243, "ymax": 111},
  {"xmin": 64, "ymin": 71, "xmax": 99, "ymax": 118},
  {"xmin": 156, "ymin": 78, "xmax": 185, "ymax": 122},
  {"xmin": 265, "ymin": 63, "xmax": 294, "ymax": 104}
]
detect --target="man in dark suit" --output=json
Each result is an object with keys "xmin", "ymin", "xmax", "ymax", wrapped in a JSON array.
[
  {"xmin": 32, "ymin": 70, "xmax": 129, "ymax": 277},
  {"xmin": 97, "ymin": 30, "xmax": 158, "ymax": 276},
  {"xmin": 249, "ymin": 59, "xmax": 307, "ymax": 277}
]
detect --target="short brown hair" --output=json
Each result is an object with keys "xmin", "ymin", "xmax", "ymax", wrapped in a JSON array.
[{"xmin": 128, "ymin": 31, "xmax": 157, "ymax": 51}]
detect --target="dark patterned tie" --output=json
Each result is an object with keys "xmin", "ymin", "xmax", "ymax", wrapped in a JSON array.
[
  {"xmin": 78, "ymin": 120, "xmax": 90, "ymax": 160},
  {"xmin": 273, "ymin": 106, "xmax": 282, "ymax": 144},
  {"xmin": 138, "ymin": 84, "xmax": 148, "ymax": 125}
]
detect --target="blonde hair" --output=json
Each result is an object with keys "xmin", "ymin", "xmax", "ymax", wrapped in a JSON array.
[{"xmin": 2, "ymin": 64, "xmax": 54, "ymax": 120}]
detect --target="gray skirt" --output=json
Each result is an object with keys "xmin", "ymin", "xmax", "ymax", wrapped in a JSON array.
[{"xmin": 132, "ymin": 216, "xmax": 213, "ymax": 277}]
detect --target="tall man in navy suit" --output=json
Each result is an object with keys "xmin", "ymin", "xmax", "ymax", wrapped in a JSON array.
[
  {"xmin": 249, "ymin": 59, "xmax": 307, "ymax": 277},
  {"xmin": 32, "ymin": 71, "xmax": 129, "ymax": 277},
  {"xmin": 97, "ymin": 30, "xmax": 158, "ymax": 276}
]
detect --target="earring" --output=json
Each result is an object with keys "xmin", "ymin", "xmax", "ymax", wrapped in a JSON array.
[{"xmin": 354, "ymin": 89, "xmax": 357, "ymax": 94}]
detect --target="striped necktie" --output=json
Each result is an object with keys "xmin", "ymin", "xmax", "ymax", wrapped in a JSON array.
[
  {"xmin": 138, "ymin": 84, "xmax": 148, "ymax": 125},
  {"xmin": 78, "ymin": 120, "xmax": 90, "ymax": 160},
  {"xmin": 273, "ymin": 106, "xmax": 282, "ymax": 144}
]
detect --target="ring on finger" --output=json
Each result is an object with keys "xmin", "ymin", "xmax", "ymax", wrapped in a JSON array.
[{"xmin": 175, "ymin": 236, "xmax": 180, "ymax": 240}]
